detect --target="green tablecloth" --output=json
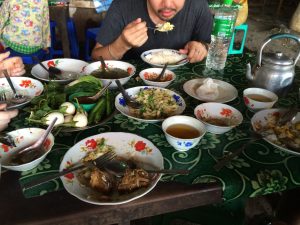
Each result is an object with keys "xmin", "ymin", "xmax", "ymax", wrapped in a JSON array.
[{"xmin": 10, "ymin": 52, "xmax": 300, "ymax": 201}]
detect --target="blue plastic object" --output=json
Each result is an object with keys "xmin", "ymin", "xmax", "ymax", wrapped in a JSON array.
[
  {"xmin": 84, "ymin": 25, "xmax": 101, "ymax": 61},
  {"xmin": 7, "ymin": 48, "xmax": 50, "ymax": 65},
  {"xmin": 50, "ymin": 19, "xmax": 79, "ymax": 58},
  {"xmin": 228, "ymin": 24, "xmax": 248, "ymax": 55}
]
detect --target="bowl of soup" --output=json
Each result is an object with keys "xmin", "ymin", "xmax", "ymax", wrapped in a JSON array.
[
  {"xmin": 139, "ymin": 68, "xmax": 176, "ymax": 88},
  {"xmin": 194, "ymin": 103, "xmax": 243, "ymax": 134},
  {"xmin": 162, "ymin": 115, "xmax": 206, "ymax": 151},
  {"xmin": 84, "ymin": 60, "xmax": 136, "ymax": 89},
  {"xmin": 243, "ymin": 88, "xmax": 278, "ymax": 112}
]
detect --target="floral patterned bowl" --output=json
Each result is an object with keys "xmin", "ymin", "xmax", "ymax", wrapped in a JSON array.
[
  {"xmin": 60, "ymin": 132, "xmax": 163, "ymax": 205},
  {"xmin": 194, "ymin": 103, "xmax": 243, "ymax": 134},
  {"xmin": 162, "ymin": 115, "xmax": 206, "ymax": 151},
  {"xmin": 84, "ymin": 60, "xmax": 136, "ymax": 89},
  {"xmin": 0, "ymin": 77, "xmax": 44, "ymax": 110},
  {"xmin": 115, "ymin": 86, "xmax": 186, "ymax": 123},
  {"xmin": 0, "ymin": 128, "xmax": 55, "ymax": 171},
  {"xmin": 139, "ymin": 68, "xmax": 176, "ymax": 88},
  {"xmin": 31, "ymin": 58, "xmax": 89, "ymax": 84}
]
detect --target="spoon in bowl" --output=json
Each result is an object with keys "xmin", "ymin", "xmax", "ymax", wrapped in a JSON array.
[
  {"xmin": 3, "ymin": 70, "xmax": 28, "ymax": 104},
  {"xmin": 115, "ymin": 79, "xmax": 142, "ymax": 109},
  {"xmin": 103, "ymin": 159, "xmax": 190, "ymax": 177},
  {"xmin": 76, "ymin": 81, "xmax": 112, "ymax": 104},
  {"xmin": 9, "ymin": 117, "xmax": 57, "ymax": 165},
  {"xmin": 151, "ymin": 63, "xmax": 168, "ymax": 82}
]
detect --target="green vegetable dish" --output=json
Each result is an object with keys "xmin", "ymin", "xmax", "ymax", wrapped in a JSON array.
[{"xmin": 26, "ymin": 75, "xmax": 115, "ymax": 131}]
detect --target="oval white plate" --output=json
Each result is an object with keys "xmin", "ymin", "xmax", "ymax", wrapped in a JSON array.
[
  {"xmin": 183, "ymin": 78, "xmax": 238, "ymax": 103},
  {"xmin": 141, "ymin": 49, "xmax": 188, "ymax": 70},
  {"xmin": 115, "ymin": 86, "xmax": 186, "ymax": 123},
  {"xmin": 60, "ymin": 132, "xmax": 163, "ymax": 205},
  {"xmin": 31, "ymin": 58, "xmax": 89, "ymax": 84},
  {"xmin": 251, "ymin": 108, "xmax": 300, "ymax": 156},
  {"xmin": 0, "ymin": 77, "xmax": 44, "ymax": 110}
]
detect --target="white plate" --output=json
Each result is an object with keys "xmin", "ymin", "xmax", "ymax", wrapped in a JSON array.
[
  {"xmin": 115, "ymin": 86, "xmax": 186, "ymax": 123},
  {"xmin": 0, "ymin": 77, "xmax": 44, "ymax": 110},
  {"xmin": 251, "ymin": 108, "xmax": 300, "ymax": 156},
  {"xmin": 183, "ymin": 78, "xmax": 238, "ymax": 103},
  {"xmin": 141, "ymin": 49, "xmax": 188, "ymax": 70},
  {"xmin": 31, "ymin": 58, "xmax": 89, "ymax": 84},
  {"xmin": 60, "ymin": 132, "xmax": 163, "ymax": 205}
]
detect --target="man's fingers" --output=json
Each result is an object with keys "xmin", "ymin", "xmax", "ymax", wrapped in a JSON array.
[
  {"xmin": 0, "ymin": 109, "xmax": 19, "ymax": 120},
  {"xmin": 0, "ymin": 104, "xmax": 7, "ymax": 110},
  {"xmin": 0, "ymin": 51, "xmax": 10, "ymax": 62}
]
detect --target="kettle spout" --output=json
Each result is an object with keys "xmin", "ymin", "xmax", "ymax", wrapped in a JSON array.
[{"xmin": 246, "ymin": 63, "xmax": 254, "ymax": 81}]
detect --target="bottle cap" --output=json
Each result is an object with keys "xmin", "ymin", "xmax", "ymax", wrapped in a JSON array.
[{"xmin": 223, "ymin": 0, "xmax": 234, "ymax": 5}]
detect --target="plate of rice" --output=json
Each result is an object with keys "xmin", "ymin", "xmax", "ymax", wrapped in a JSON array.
[{"xmin": 141, "ymin": 49, "xmax": 188, "ymax": 70}]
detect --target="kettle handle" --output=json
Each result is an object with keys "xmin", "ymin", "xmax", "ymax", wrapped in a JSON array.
[{"xmin": 257, "ymin": 33, "xmax": 300, "ymax": 67}]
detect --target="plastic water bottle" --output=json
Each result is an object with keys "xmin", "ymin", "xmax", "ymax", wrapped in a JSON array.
[{"xmin": 206, "ymin": 0, "xmax": 237, "ymax": 70}]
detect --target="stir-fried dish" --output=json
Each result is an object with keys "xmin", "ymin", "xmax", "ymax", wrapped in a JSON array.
[
  {"xmin": 155, "ymin": 22, "xmax": 175, "ymax": 32},
  {"xmin": 130, "ymin": 88, "xmax": 178, "ymax": 119},
  {"xmin": 77, "ymin": 138, "xmax": 152, "ymax": 200},
  {"xmin": 253, "ymin": 113, "xmax": 300, "ymax": 150}
]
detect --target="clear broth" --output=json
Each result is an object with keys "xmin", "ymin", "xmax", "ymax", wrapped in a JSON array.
[
  {"xmin": 246, "ymin": 94, "xmax": 273, "ymax": 102},
  {"xmin": 166, "ymin": 124, "xmax": 200, "ymax": 139}
]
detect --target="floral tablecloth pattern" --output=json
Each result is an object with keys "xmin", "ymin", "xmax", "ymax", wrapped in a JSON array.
[{"xmin": 9, "ymin": 51, "xmax": 300, "ymax": 200}]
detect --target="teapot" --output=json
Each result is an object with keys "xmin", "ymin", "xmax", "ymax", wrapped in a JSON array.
[{"xmin": 246, "ymin": 33, "xmax": 300, "ymax": 94}]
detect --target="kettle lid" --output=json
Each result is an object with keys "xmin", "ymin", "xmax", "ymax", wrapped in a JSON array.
[{"xmin": 262, "ymin": 52, "xmax": 294, "ymax": 66}]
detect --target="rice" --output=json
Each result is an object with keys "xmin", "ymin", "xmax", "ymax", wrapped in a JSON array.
[{"xmin": 145, "ymin": 50, "xmax": 184, "ymax": 65}]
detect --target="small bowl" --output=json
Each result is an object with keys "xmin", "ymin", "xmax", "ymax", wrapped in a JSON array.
[
  {"xmin": 69, "ymin": 93, "xmax": 96, "ymax": 112},
  {"xmin": 139, "ymin": 68, "xmax": 176, "ymax": 88},
  {"xmin": 194, "ymin": 103, "xmax": 243, "ymax": 134},
  {"xmin": 84, "ymin": 60, "xmax": 136, "ymax": 89},
  {"xmin": 162, "ymin": 115, "xmax": 206, "ymax": 151},
  {"xmin": 243, "ymin": 88, "xmax": 278, "ymax": 112},
  {"xmin": 0, "ymin": 128, "xmax": 55, "ymax": 171}
]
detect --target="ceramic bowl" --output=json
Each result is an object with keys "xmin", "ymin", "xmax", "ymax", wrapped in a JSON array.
[
  {"xmin": 84, "ymin": 60, "xmax": 136, "ymax": 89},
  {"xmin": 0, "ymin": 128, "xmax": 55, "ymax": 171},
  {"xmin": 141, "ymin": 49, "xmax": 188, "ymax": 70},
  {"xmin": 139, "ymin": 68, "xmax": 176, "ymax": 88},
  {"xmin": 243, "ymin": 88, "xmax": 278, "ymax": 112},
  {"xmin": 162, "ymin": 115, "xmax": 206, "ymax": 151},
  {"xmin": 31, "ymin": 58, "xmax": 88, "ymax": 84},
  {"xmin": 68, "ymin": 93, "xmax": 96, "ymax": 113},
  {"xmin": 194, "ymin": 103, "xmax": 243, "ymax": 134}
]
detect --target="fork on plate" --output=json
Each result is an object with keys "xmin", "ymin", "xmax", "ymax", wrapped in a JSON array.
[{"xmin": 23, "ymin": 149, "xmax": 116, "ymax": 190}]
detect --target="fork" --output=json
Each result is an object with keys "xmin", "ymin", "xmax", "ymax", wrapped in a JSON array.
[
  {"xmin": 0, "ymin": 92, "xmax": 7, "ymax": 103},
  {"xmin": 23, "ymin": 150, "xmax": 116, "ymax": 190}
]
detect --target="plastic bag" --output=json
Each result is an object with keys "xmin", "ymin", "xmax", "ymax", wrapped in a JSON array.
[{"xmin": 93, "ymin": 0, "xmax": 113, "ymax": 13}]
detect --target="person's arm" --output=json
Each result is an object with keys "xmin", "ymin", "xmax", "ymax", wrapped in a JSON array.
[
  {"xmin": 0, "ymin": 103, "xmax": 18, "ymax": 132},
  {"xmin": 92, "ymin": 18, "xmax": 148, "ymax": 60},
  {"xmin": 0, "ymin": 0, "xmax": 10, "ymax": 35},
  {"xmin": 0, "ymin": 52, "xmax": 25, "ymax": 77}
]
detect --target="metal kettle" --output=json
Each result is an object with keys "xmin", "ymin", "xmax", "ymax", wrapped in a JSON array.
[{"xmin": 246, "ymin": 33, "xmax": 300, "ymax": 94}]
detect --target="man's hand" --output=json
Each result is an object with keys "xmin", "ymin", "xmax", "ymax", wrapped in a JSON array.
[
  {"xmin": 120, "ymin": 18, "xmax": 148, "ymax": 49},
  {"xmin": 0, "ymin": 52, "xmax": 25, "ymax": 77},
  {"xmin": 0, "ymin": 104, "xmax": 18, "ymax": 132},
  {"xmin": 179, "ymin": 41, "xmax": 208, "ymax": 63}
]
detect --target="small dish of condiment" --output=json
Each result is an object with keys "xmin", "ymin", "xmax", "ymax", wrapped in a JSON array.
[
  {"xmin": 243, "ymin": 88, "xmax": 278, "ymax": 112},
  {"xmin": 162, "ymin": 115, "xmax": 206, "ymax": 151},
  {"xmin": 139, "ymin": 68, "xmax": 175, "ymax": 88}
]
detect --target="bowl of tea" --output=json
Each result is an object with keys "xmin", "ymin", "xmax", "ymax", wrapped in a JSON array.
[
  {"xmin": 84, "ymin": 60, "xmax": 136, "ymax": 89},
  {"xmin": 243, "ymin": 88, "xmax": 278, "ymax": 112},
  {"xmin": 194, "ymin": 102, "xmax": 243, "ymax": 134},
  {"xmin": 162, "ymin": 115, "xmax": 206, "ymax": 151}
]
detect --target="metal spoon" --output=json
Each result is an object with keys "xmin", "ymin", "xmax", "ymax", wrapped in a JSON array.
[
  {"xmin": 3, "ymin": 70, "xmax": 27, "ymax": 104},
  {"xmin": 115, "ymin": 79, "xmax": 142, "ymax": 109},
  {"xmin": 104, "ymin": 159, "xmax": 190, "ymax": 177},
  {"xmin": 76, "ymin": 81, "xmax": 112, "ymax": 104},
  {"xmin": 99, "ymin": 56, "xmax": 108, "ymax": 72},
  {"xmin": 9, "ymin": 117, "xmax": 57, "ymax": 165},
  {"xmin": 152, "ymin": 63, "xmax": 168, "ymax": 82}
]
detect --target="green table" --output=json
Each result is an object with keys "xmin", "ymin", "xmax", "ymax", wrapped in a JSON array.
[{"xmin": 9, "ymin": 51, "xmax": 299, "ymax": 202}]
